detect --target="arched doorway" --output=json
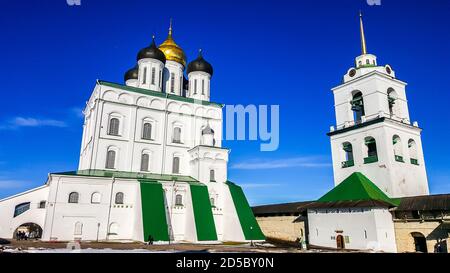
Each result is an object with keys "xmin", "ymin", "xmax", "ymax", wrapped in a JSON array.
[
  {"xmin": 336, "ymin": 235, "xmax": 345, "ymax": 249},
  {"xmin": 13, "ymin": 223, "xmax": 43, "ymax": 240},
  {"xmin": 411, "ymin": 232, "xmax": 428, "ymax": 253}
]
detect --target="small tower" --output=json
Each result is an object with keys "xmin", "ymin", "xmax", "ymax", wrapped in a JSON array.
[
  {"xmin": 328, "ymin": 13, "xmax": 429, "ymax": 198},
  {"xmin": 124, "ymin": 65, "xmax": 138, "ymax": 87},
  {"xmin": 187, "ymin": 49, "xmax": 213, "ymax": 101},
  {"xmin": 158, "ymin": 20, "xmax": 186, "ymax": 96},
  {"xmin": 136, "ymin": 36, "xmax": 166, "ymax": 91}
]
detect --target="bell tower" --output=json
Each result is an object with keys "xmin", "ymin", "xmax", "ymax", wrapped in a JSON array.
[{"xmin": 328, "ymin": 12, "xmax": 429, "ymax": 198}]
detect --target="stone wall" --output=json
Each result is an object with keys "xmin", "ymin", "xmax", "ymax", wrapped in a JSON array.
[
  {"xmin": 255, "ymin": 216, "xmax": 304, "ymax": 243},
  {"xmin": 394, "ymin": 220, "xmax": 449, "ymax": 253}
]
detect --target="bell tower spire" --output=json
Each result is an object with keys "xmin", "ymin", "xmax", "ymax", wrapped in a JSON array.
[{"xmin": 359, "ymin": 11, "xmax": 367, "ymax": 55}]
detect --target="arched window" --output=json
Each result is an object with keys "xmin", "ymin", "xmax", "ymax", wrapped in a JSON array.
[
  {"xmin": 115, "ymin": 192, "xmax": 124, "ymax": 204},
  {"xmin": 170, "ymin": 72, "xmax": 175, "ymax": 93},
  {"xmin": 109, "ymin": 222, "xmax": 119, "ymax": 235},
  {"xmin": 68, "ymin": 192, "xmax": 79, "ymax": 203},
  {"xmin": 108, "ymin": 118, "xmax": 120, "ymax": 136},
  {"xmin": 74, "ymin": 222, "xmax": 83, "ymax": 235},
  {"xmin": 364, "ymin": 137, "xmax": 378, "ymax": 164},
  {"xmin": 175, "ymin": 194, "xmax": 183, "ymax": 206},
  {"xmin": 409, "ymin": 139, "xmax": 419, "ymax": 165},
  {"xmin": 341, "ymin": 142, "xmax": 354, "ymax": 168},
  {"xmin": 393, "ymin": 135, "xmax": 404, "ymax": 162},
  {"xmin": 387, "ymin": 88, "xmax": 400, "ymax": 118},
  {"xmin": 105, "ymin": 150, "xmax": 116, "ymax": 169},
  {"xmin": 151, "ymin": 67, "xmax": 156, "ymax": 85},
  {"xmin": 38, "ymin": 201, "xmax": 46, "ymax": 209},
  {"xmin": 172, "ymin": 156, "xmax": 180, "ymax": 174},
  {"xmin": 142, "ymin": 122, "xmax": 152, "ymax": 140},
  {"xmin": 14, "ymin": 202, "xmax": 30, "ymax": 217},
  {"xmin": 173, "ymin": 127, "xmax": 182, "ymax": 143},
  {"xmin": 210, "ymin": 169, "xmax": 216, "ymax": 182},
  {"xmin": 202, "ymin": 79, "xmax": 205, "ymax": 95},
  {"xmin": 141, "ymin": 153, "xmax": 150, "ymax": 172},
  {"xmin": 91, "ymin": 192, "xmax": 101, "ymax": 204},
  {"xmin": 210, "ymin": 197, "xmax": 215, "ymax": 207},
  {"xmin": 351, "ymin": 91, "xmax": 365, "ymax": 124},
  {"xmin": 143, "ymin": 67, "xmax": 147, "ymax": 84}
]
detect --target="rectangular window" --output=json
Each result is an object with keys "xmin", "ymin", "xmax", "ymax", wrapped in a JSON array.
[
  {"xmin": 151, "ymin": 67, "xmax": 155, "ymax": 85},
  {"xmin": 170, "ymin": 73, "xmax": 175, "ymax": 93},
  {"xmin": 159, "ymin": 70, "xmax": 162, "ymax": 88},
  {"xmin": 180, "ymin": 77, "xmax": 183, "ymax": 93},
  {"xmin": 194, "ymin": 80, "xmax": 197, "ymax": 94},
  {"xmin": 143, "ymin": 67, "xmax": 147, "ymax": 84},
  {"xmin": 202, "ymin": 80, "xmax": 205, "ymax": 95}
]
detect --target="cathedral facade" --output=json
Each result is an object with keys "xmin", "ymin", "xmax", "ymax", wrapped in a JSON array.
[{"xmin": 0, "ymin": 23, "xmax": 265, "ymax": 243}]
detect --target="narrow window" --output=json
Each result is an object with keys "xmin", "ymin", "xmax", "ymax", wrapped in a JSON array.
[
  {"xmin": 115, "ymin": 192, "xmax": 124, "ymax": 204},
  {"xmin": 108, "ymin": 118, "xmax": 120, "ymax": 136},
  {"xmin": 408, "ymin": 139, "xmax": 419, "ymax": 165},
  {"xmin": 38, "ymin": 201, "xmax": 46, "ymax": 209},
  {"xmin": 106, "ymin": 150, "xmax": 116, "ymax": 169},
  {"xmin": 142, "ymin": 122, "xmax": 152, "ymax": 140},
  {"xmin": 364, "ymin": 137, "xmax": 378, "ymax": 164},
  {"xmin": 342, "ymin": 142, "xmax": 354, "ymax": 168},
  {"xmin": 175, "ymin": 194, "xmax": 183, "ymax": 206},
  {"xmin": 210, "ymin": 198, "xmax": 215, "ymax": 207},
  {"xmin": 393, "ymin": 135, "xmax": 404, "ymax": 162},
  {"xmin": 170, "ymin": 73, "xmax": 175, "ymax": 93},
  {"xmin": 68, "ymin": 192, "xmax": 79, "ymax": 204},
  {"xmin": 173, "ymin": 127, "xmax": 181, "ymax": 143},
  {"xmin": 91, "ymin": 192, "xmax": 101, "ymax": 204},
  {"xmin": 151, "ymin": 67, "xmax": 155, "ymax": 85},
  {"xmin": 180, "ymin": 76, "xmax": 183, "ymax": 93},
  {"xmin": 210, "ymin": 169, "xmax": 215, "ymax": 182},
  {"xmin": 74, "ymin": 222, "xmax": 83, "ymax": 235},
  {"xmin": 202, "ymin": 79, "xmax": 205, "ymax": 95},
  {"xmin": 14, "ymin": 202, "xmax": 31, "ymax": 217},
  {"xmin": 351, "ymin": 92, "xmax": 365, "ymax": 124},
  {"xmin": 143, "ymin": 67, "xmax": 147, "ymax": 84},
  {"xmin": 364, "ymin": 230, "xmax": 368, "ymax": 239},
  {"xmin": 366, "ymin": 59, "xmax": 370, "ymax": 65},
  {"xmin": 159, "ymin": 70, "xmax": 162, "ymax": 88},
  {"xmin": 194, "ymin": 79, "xmax": 198, "ymax": 94},
  {"xmin": 172, "ymin": 157, "xmax": 180, "ymax": 174},
  {"xmin": 141, "ymin": 153, "xmax": 150, "ymax": 172}
]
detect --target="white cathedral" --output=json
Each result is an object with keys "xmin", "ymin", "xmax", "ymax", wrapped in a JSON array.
[{"xmin": 0, "ymin": 23, "xmax": 265, "ymax": 243}]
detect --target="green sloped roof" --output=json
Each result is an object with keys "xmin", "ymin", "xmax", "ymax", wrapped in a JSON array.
[
  {"xmin": 318, "ymin": 172, "xmax": 399, "ymax": 206},
  {"xmin": 98, "ymin": 80, "xmax": 223, "ymax": 108},
  {"xmin": 53, "ymin": 169, "xmax": 200, "ymax": 183}
]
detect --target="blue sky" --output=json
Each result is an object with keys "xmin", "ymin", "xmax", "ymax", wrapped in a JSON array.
[{"xmin": 1, "ymin": 0, "xmax": 450, "ymax": 205}]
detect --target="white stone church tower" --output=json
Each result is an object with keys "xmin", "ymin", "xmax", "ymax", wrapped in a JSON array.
[{"xmin": 328, "ymin": 13, "xmax": 429, "ymax": 197}]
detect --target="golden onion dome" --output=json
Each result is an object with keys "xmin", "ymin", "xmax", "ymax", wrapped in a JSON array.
[{"xmin": 158, "ymin": 21, "xmax": 186, "ymax": 67}]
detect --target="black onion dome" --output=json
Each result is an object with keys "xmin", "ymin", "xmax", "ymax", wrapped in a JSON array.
[
  {"xmin": 187, "ymin": 49, "xmax": 213, "ymax": 76},
  {"xmin": 202, "ymin": 124, "xmax": 214, "ymax": 135},
  {"xmin": 124, "ymin": 65, "xmax": 138, "ymax": 82},
  {"xmin": 137, "ymin": 37, "xmax": 166, "ymax": 63}
]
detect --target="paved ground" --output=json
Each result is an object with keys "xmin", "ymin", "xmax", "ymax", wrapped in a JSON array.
[{"xmin": 1, "ymin": 240, "xmax": 325, "ymax": 253}]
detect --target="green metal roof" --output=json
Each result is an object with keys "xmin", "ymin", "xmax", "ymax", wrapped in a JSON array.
[
  {"xmin": 98, "ymin": 80, "xmax": 223, "ymax": 108},
  {"xmin": 53, "ymin": 169, "xmax": 200, "ymax": 183},
  {"xmin": 317, "ymin": 172, "xmax": 400, "ymax": 206}
]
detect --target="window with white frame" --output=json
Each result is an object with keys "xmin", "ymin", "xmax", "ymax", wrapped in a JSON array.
[
  {"xmin": 173, "ymin": 127, "xmax": 182, "ymax": 143},
  {"xmin": 74, "ymin": 222, "xmax": 83, "ymax": 235},
  {"xmin": 115, "ymin": 192, "xmax": 124, "ymax": 204},
  {"xmin": 108, "ymin": 118, "xmax": 120, "ymax": 136},
  {"xmin": 106, "ymin": 149, "xmax": 116, "ymax": 169},
  {"xmin": 91, "ymin": 192, "xmax": 101, "ymax": 204},
  {"xmin": 142, "ymin": 122, "xmax": 153, "ymax": 140},
  {"xmin": 175, "ymin": 194, "xmax": 183, "ymax": 206},
  {"xmin": 170, "ymin": 72, "xmax": 175, "ymax": 93},
  {"xmin": 172, "ymin": 156, "xmax": 180, "ymax": 174},
  {"xmin": 210, "ymin": 169, "xmax": 215, "ymax": 182},
  {"xmin": 141, "ymin": 153, "xmax": 150, "ymax": 172},
  {"xmin": 151, "ymin": 67, "xmax": 156, "ymax": 85},
  {"xmin": 68, "ymin": 192, "xmax": 79, "ymax": 203},
  {"xmin": 143, "ymin": 67, "xmax": 147, "ymax": 84}
]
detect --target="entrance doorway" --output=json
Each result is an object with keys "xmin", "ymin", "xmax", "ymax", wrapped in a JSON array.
[
  {"xmin": 336, "ymin": 235, "xmax": 345, "ymax": 249},
  {"xmin": 411, "ymin": 232, "xmax": 428, "ymax": 253},
  {"xmin": 13, "ymin": 223, "xmax": 43, "ymax": 240}
]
